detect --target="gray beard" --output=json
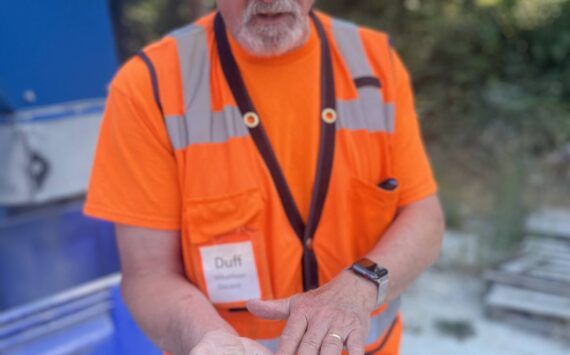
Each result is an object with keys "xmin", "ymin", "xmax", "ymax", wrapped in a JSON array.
[{"xmin": 234, "ymin": 0, "xmax": 309, "ymax": 57}]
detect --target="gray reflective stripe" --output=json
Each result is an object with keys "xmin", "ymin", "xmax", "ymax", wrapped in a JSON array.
[
  {"xmin": 385, "ymin": 104, "xmax": 396, "ymax": 133},
  {"xmin": 169, "ymin": 25, "xmax": 251, "ymax": 150},
  {"xmin": 170, "ymin": 25, "xmax": 218, "ymax": 148},
  {"xmin": 331, "ymin": 19, "xmax": 374, "ymax": 78},
  {"xmin": 171, "ymin": 24, "xmax": 211, "ymax": 123},
  {"xmin": 331, "ymin": 18, "xmax": 396, "ymax": 135},
  {"xmin": 165, "ymin": 106, "xmax": 248, "ymax": 149},
  {"xmin": 337, "ymin": 88, "xmax": 395, "ymax": 134},
  {"xmin": 166, "ymin": 90, "xmax": 395, "ymax": 150},
  {"xmin": 164, "ymin": 115, "xmax": 187, "ymax": 150},
  {"xmin": 365, "ymin": 297, "xmax": 400, "ymax": 345},
  {"xmin": 167, "ymin": 92, "xmax": 394, "ymax": 150},
  {"xmin": 255, "ymin": 298, "xmax": 400, "ymax": 349}
]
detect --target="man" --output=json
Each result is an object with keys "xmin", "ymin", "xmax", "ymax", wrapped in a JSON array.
[{"xmin": 85, "ymin": 0, "xmax": 445, "ymax": 354}]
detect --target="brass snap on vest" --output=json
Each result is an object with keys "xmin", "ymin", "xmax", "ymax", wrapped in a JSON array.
[
  {"xmin": 243, "ymin": 112, "xmax": 260, "ymax": 128},
  {"xmin": 322, "ymin": 108, "xmax": 337, "ymax": 124}
]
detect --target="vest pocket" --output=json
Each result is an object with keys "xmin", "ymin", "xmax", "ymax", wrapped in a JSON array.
[
  {"xmin": 349, "ymin": 176, "xmax": 400, "ymax": 255},
  {"xmin": 184, "ymin": 188, "xmax": 274, "ymax": 309}
]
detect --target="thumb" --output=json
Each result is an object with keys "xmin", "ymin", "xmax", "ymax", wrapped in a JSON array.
[{"xmin": 246, "ymin": 297, "xmax": 293, "ymax": 320}]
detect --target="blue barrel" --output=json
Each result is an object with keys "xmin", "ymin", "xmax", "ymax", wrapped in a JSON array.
[
  {"xmin": 0, "ymin": 275, "xmax": 161, "ymax": 355},
  {"xmin": 0, "ymin": 196, "xmax": 163, "ymax": 354},
  {"xmin": 0, "ymin": 202, "xmax": 120, "ymax": 310}
]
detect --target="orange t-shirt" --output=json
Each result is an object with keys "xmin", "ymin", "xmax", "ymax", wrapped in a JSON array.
[
  {"xmin": 84, "ymin": 16, "xmax": 436, "ymax": 231},
  {"xmin": 227, "ymin": 22, "xmax": 320, "ymax": 221}
]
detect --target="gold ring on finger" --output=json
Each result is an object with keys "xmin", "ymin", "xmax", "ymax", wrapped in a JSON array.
[{"xmin": 326, "ymin": 333, "xmax": 344, "ymax": 343}]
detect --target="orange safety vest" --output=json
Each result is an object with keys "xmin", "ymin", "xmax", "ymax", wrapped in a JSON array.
[{"xmin": 138, "ymin": 11, "xmax": 402, "ymax": 354}]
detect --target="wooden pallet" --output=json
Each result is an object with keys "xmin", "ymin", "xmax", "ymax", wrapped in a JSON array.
[
  {"xmin": 525, "ymin": 208, "xmax": 570, "ymax": 240},
  {"xmin": 484, "ymin": 209, "xmax": 570, "ymax": 337}
]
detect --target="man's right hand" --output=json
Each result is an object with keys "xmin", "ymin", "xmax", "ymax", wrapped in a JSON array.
[{"xmin": 190, "ymin": 330, "xmax": 273, "ymax": 355}]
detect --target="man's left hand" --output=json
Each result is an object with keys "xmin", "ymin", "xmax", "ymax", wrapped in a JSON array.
[{"xmin": 247, "ymin": 270, "xmax": 378, "ymax": 355}]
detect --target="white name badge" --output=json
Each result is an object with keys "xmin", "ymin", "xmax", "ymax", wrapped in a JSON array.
[{"xmin": 199, "ymin": 241, "xmax": 261, "ymax": 304}]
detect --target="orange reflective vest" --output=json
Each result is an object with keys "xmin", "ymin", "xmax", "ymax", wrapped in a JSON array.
[{"xmin": 135, "ymin": 11, "xmax": 404, "ymax": 354}]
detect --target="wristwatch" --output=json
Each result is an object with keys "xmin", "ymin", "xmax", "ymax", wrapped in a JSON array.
[{"xmin": 348, "ymin": 258, "xmax": 390, "ymax": 308}]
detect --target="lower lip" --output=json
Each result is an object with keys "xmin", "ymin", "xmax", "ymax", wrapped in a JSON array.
[{"xmin": 253, "ymin": 13, "xmax": 292, "ymax": 24}]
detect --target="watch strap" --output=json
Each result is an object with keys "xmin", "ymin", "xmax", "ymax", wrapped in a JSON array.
[{"xmin": 349, "ymin": 258, "xmax": 389, "ymax": 308}]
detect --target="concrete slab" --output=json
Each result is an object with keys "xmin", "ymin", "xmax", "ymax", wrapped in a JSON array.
[
  {"xmin": 526, "ymin": 208, "xmax": 570, "ymax": 239},
  {"xmin": 401, "ymin": 269, "xmax": 570, "ymax": 355},
  {"xmin": 436, "ymin": 230, "xmax": 479, "ymax": 269}
]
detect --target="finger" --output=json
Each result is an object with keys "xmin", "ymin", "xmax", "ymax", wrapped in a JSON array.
[
  {"xmin": 241, "ymin": 337, "xmax": 274, "ymax": 355},
  {"xmin": 189, "ymin": 342, "xmax": 214, "ymax": 355},
  {"xmin": 276, "ymin": 313, "xmax": 308, "ymax": 355},
  {"xmin": 297, "ymin": 317, "xmax": 332, "ymax": 355},
  {"xmin": 345, "ymin": 329, "xmax": 365, "ymax": 355},
  {"xmin": 319, "ymin": 331, "xmax": 346, "ymax": 355},
  {"xmin": 247, "ymin": 297, "xmax": 292, "ymax": 320},
  {"xmin": 190, "ymin": 344, "xmax": 207, "ymax": 355}
]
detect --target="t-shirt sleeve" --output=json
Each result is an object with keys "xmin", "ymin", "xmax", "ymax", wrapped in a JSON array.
[
  {"xmin": 84, "ymin": 57, "xmax": 181, "ymax": 230},
  {"xmin": 390, "ymin": 50, "xmax": 438, "ymax": 207}
]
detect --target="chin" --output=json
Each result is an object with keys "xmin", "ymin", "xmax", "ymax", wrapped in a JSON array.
[{"xmin": 236, "ymin": 20, "xmax": 308, "ymax": 57}]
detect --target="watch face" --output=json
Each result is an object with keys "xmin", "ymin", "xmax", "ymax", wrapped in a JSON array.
[
  {"xmin": 375, "ymin": 267, "xmax": 389, "ymax": 279},
  {"xmin": 354, "ymin": 258, "xmax": 389, "ymax": 280},
  {"xmin": 359, "ymin": 258, "xmax": 376, "ymax": 270}
]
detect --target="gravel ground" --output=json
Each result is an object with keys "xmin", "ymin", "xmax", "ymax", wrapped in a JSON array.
[{"xmin": 400, "ymin": 269, "xmax": 570, "ymax": 355}]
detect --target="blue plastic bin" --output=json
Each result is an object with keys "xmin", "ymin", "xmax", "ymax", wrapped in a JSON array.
[
  {"xmin": 0, "ymin": 201, "xmax": 120, "ymax": 310},
  {"xmin": 0, "ymin": 274, "xmax": 161, "ymax": 355},
  {"xmin": 0, "ymin": 200, "xmax": 163, "ymax": 354}
]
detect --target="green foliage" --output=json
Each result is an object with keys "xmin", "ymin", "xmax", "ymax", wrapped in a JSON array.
[
  {"xmin": 491, "ymin": 153, "xmax": 528, "ymax": 252},
  {"xmin": 113, "ymin": 0, "xmax": 214, "ymax": 57},
  {"xmin": 320, "ymin": 0, "xmax": 570, "ymax": 154}
]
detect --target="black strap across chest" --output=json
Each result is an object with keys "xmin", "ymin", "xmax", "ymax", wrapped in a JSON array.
[{"xmin": 214, "ymin": 12, "xmax": 336, "ymax": 291}]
